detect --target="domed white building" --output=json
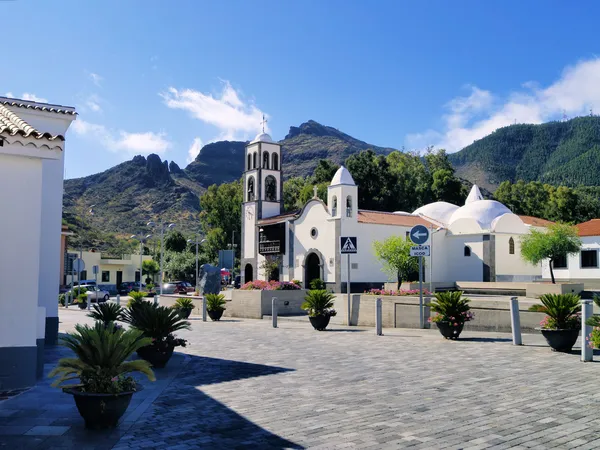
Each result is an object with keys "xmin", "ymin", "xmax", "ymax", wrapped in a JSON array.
[{"xmin": 241, "ymin": 138, "xmax": 550, "ymax": 291}]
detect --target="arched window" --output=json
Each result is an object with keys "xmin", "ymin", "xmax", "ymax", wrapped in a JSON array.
[
  {"xmin": 265, "ymin": 175, "xmax": 277, "ymax": 201},
  {"xmin": 247, "ymin": 176, "xmax": 255, "ymax": 202},
  {"xmin": 509, "ymin": 237, "xmax": 515, "ymax": 255},
  {"xmin": 346, "ymin": 196, "xmax": 352, "ymax": 217},
  {"xmin": 263, "ymin": 151, "xmax": 270, "ymax": 169},
  {"xmin": 332, "ymin": 196, "xmax": 338, "ymax": 216},
  {"xmin": 247, "ymin": 154, "xmax": 252, "ymax": 171},
  {"xmin": 272, "ymin": 152, "xmax": 279, "ymax": 170},
  {"xmin": 253, "ymin": 152, "xmax": 257, "ymax": 169},
  {"xmin": 464, "ymin": 246, "xmax": 471, "ymax": 257}
]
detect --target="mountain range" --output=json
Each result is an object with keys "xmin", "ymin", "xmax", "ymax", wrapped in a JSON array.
[{"xmin": 64, "ymin": 116, "xmax": 600, "ymax": 237}]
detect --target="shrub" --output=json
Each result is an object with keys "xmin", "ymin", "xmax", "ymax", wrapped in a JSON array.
[
  {"xmin": 127, "ymin": 290, "xmax": 147, "ymax": 308},
  {"xmin": 58, "ymin": 293, "xmax": 66, "ymax": 306},
  {"xmin": 87, "ymin": 302, "xmax": 124, "ymax": 326},
  {"xmin": 121, "ymin": 302, "xmax": 190, "ymax": 349},
  {"xmin": 291, "ymin": 280, "xmax": 301, "ymax": 287},
  {"xmin": 172, "ymin": 298, "xmax": 194, "ymax": 310},
  {"xmin": 428, "ymin": 291, "xmax": 473, "ymax": 325},
  {"xmin": 309, "ymin": 278, "xmax": 326, "ymax": 290},
  {"xmin": 301, "ymin": 290, "xmax": 337, "ymax": 317},
  {"xmin": 146, "ymin": 283, "xmax": 155, "ymax": 291},
  {"xmin": 365, "ymin": 288, "xmax": 431, "ymax": 296},
  {"xmin": 240, "ymin": 280, "xmax": 301, "ymax": 290},
  {"xmin": 49, "ymin": 322, "xmax": 155, "ymax": 394},
  {"xmin": 205, "ymin": 293, "xmax": 226, "ymax": 312},
  {"xmin": 72, "ymin": 286, "xmax": 88, "ymax": 296},
  {"xmin": 529, "ymin": 293, "xmax": 581, "ymax": 330},
  {"xmin": 75, "ymin": 293, "xmax": 88, "ymax": 309}
]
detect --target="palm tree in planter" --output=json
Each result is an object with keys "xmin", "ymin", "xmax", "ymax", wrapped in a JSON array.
[
  {"xmin": 87, "ymin": 302, "xmax": 124, "ymax": 327},
  {"xmin": 529, "ymin": 293, "xmax": 581, "ymax": 352},
  {"xmin": 428, "ymin": 291, "xmax": 474, "ymax": 339},
  {"xmin": 301, "ymin": 290, "xmax": 337, "ymax": 331},
  {"xmin": 121, "ymin": 302, "xmax": 190, "ymax": 368},
  {"xmin": 205, "ymin": 293, "xmax": 226, "ymax": 321},
  {"xmin": 172, "ymin": 298, "xmax": 195, "ymax": 319},
  {"xmin": 49, "ymin": 322, "xmax": 155, "ymax": 429}
]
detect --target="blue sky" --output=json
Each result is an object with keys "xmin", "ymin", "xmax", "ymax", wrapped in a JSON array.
[{"xmin": 3, "ymin": 0, "xmax": 600, "ymax": 178}]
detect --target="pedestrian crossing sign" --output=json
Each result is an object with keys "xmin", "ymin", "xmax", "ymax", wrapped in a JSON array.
[{"xmin": 340, "ymin": 236, "xmax": 358, "ymax": 254}]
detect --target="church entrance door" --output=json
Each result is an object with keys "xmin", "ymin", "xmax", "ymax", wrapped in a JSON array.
[
  {"xmin": 304, "ymin": 253, "xmax": 321, "ymax": 289},
  {"xmin": 244, "ymin": 264, "xmax": 253, "ymax": 283}
]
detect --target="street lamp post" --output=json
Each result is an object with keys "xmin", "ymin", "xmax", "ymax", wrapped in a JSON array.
[
  {"xmin": 131, "ymin": 234, "xmax": 152, "ymax": 288},
  {"xmin": 188, "ymin": 236, "xmax": 207, "ymax": 293},
  {"xmin": 147, "ymin": 221, "xmax": 176, "ymax": 297}
]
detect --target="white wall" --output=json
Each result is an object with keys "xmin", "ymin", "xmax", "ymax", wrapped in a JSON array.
[
  {"xmin": 0, "ymin": 154, "xmax": 42, "ymax": 348},
  {"xmin": 243, "ymin": 203, "xmax": 256, "ymax": 259},
  {"xmin": 542, "ymin": 236, "xmax": 600, "ymax": 280},
  {"xmin": 495, "ymin": 234, "xmax": 541, "ymax": 280},
  {"xmin": 443, "ymin": 235, "xmax": 484, "ymax": 282},
  {"xmin": 66, "ymin": 251, "xmax": 152, "ymax": 285}
]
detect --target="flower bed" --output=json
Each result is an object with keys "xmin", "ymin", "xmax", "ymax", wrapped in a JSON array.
[
  {"xmin": 240, "ymin": 280, "xmax": 301, "ymax": 291},
  {"xmin": 365, "ymin": 288, "xmax": 431, "ymax": 296}
]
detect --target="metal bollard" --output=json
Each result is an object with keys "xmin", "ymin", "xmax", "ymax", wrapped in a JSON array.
[
  {"xmin": 376, "ymin": 297, "xmax": 383, "ymax": 336},
  {"xmin": 581, "ymin": 299, "xmax": 593, "ymax": 362},
  {"xmin": 87, "ymin": 295, "xmax": 91, "ymax": 310},
  {"xmin": 202, "ymin": 296, "xmax": 207, "ymax": 322},
  {"xmin": 65, "ymin": 291, "xmax": 69, "ymax": 309},
  {"xmin": 116, "ymin": 294, "xmax": 120, "ymax": 306},
  {"xmin": 154, "ymin": 294, "xmax": 159, "ymax": 306},
  {"xmin": 509, "ymin": 297, "xmax": 522, "ymax": 346},
  {"xmin": 272, "ymin": 297, "xmax": 278, "ymax": 328}
]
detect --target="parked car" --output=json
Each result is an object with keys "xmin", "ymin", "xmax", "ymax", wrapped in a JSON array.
[
  {"xmin": 73, "ymin": 280, "xmax": 97, "ymax": 287},
  {"xmin": 234, "ymin": 275, "xmax": 241, "ymax": 289},
  {"xmin": 85, "ymin": 287, "xmax": 111, "ymax": 303},
  {"xmin": 118, "ymin": 281, "xmax": 145, "ymax": 295},
  {"xmin": 162, "ymin": 281, "xmax": 194, "ymax": 295}
]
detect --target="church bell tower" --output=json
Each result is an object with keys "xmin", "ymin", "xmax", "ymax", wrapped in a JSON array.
[{"xmin": 241, "ymin": 116, "xmax": 282, "ymax": 283}]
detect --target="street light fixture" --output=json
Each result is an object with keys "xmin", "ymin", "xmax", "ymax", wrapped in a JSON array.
[
  {"xmin": 147, "ymin": 221, "xmax": 176, "ymax": 297},
  {"xmin": 188, "ymin": 236, "xmax": 207, "ymax": 293},
  {"xmin": 131, "ymin": 233, "xmax": 152, "ymax": 288}
]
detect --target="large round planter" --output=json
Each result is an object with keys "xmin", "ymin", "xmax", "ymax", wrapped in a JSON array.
[
  {"xmin": 136, "ymin": 344, "xmax": 174, "ymax": 368},
  {"xmin": 436, "ymin": 321, "xmax": 464, "ymax": 340},
  {"xmin": 64, "ymin": 386, "xmax": 141, "ymax": 429},
  {"xmin": 208, "ymin": 309, "xmax": 224, "ymax": 321},
  {"xmin": 177, "ymin": 308, "xmax": 192, "ymax": 319},
  {"xmin": 77, "ymin": 302, "xmax": 87, "ymax": 310},
  {"xmin": 309, "ymin": 315, "xmax": 331, "ymax": 331},
  {"xmin": 540, "ymin": 328, "xmax": 580, "ymax": 352}
]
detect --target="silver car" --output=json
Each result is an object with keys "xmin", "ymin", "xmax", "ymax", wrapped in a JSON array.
[{"xmin": 83, "ymin": 286, "xmax": 110, "ymax": 302}]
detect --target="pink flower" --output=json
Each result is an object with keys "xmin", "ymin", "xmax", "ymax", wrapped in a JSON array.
[
  {"xmin": 453, "ymin": 322, "xmax": 458, "ymax": 326},
  {"xmin": 111, "ymin": 376, "xmax": 118, "ymax": 382}
]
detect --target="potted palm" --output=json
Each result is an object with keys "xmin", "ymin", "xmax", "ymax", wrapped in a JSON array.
[
  {"xmin": 127, "ymin": 290, "xmax": 147, "ymax": 308},
  {"xmin": 121, "ymin": 302, "xmax": 190, "ymax": 368},
  {"xmin": 205, "ymin": 293, "xmax": 226, "ymax": 321},
  {"xmin": 301, "ymin": 290, "xmax": 337, "ymax": 331},
  {"xmin": 529, "ymin": 293, "xmax": 581, "ymax": 352},
  {"xmin": 75, "ymin": 293, "xmax": 88, "ymax": 310},
  {"xmin": 87, "ymin": 302, "xmax": 124, "ymax": 327},
  {"xmin": 428, "ymin": 291, "xmax": 474, "ymax": 339},
  {"xmin": 172, "ymin": 298, "xmax": 195, "ymax": 319},
  {"xmin": 49, "ymin": 322, "xmax": 155, "ymax": 429}
]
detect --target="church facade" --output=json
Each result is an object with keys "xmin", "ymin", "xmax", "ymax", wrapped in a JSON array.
[{"xmin": 241, "ymin": 132, "xmax": 549, "ymax": 292}]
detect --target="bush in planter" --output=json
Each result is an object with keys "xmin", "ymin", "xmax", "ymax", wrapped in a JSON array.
[
  {"xmin": 75, "ymin": 293, "xmax": 88, "ymax": 309},
  {"xmin": 205, "ymin": 293, "xmax": 226, "ymax": 321},
  {"xmin": 58, "ymin": 293, "xmax": 66, "ymax": 306},
  {"xmin": 309, "ymin": 278, "xmax": 326, "ymax": 290},
  {"xmin": 121, "ymin": 302, "xmax": 190, "ymax": 368},
  {"xmin": 87, "ymin": 302, "xmax": 124, "ymax": 326},
  {"xmin": 428, "ymin": 291, "xmax": 473, "ymax": 339},
  {"xmin": 127, "ymin": 290, "xmax": 147, "ymax": 308},
  {"xmin": 172, "ymin": 298, "xmax": 195, "ymax": 319},
  {"xmin": 301, "ymin": 290, "xmax": 337, "ymax": 331},
  {"xmin": 529, "ymin": 293, "xmax": 581, "ymax": 352},
  {"xmin": 48, "ymin": 322, "xmax": 155, "ymax": 429}
]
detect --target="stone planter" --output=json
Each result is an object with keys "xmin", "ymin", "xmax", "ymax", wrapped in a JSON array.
[
  {"xmin": 436, "ymin": 321, "xmax": 464, "ymax": 340},
  {"xmin": 136, "ymin": 343, "xmax": 174, "ymax": 368},
  {"xmin": 176, "ymin": 308, "xmax": 192, "ymax": 319},
  {"xmin": 540, "ymin": 328, "xmax": 580, "ymax": 352},
  {"xmin": 309, "ymin": 315, "xmax": 331, "ymax": 331},
  {"xmin": 64, "ymin": 386, "xmax": 141, "ymax": 429},
  {"xmin": 208, "ymin": 309, "xmax": 224, "ymax": 321}
]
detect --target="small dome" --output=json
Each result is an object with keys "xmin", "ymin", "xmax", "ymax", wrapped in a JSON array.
[
  {"xmin": 449, "ymin": 200, "xmax": 512, "ymax": 230},
  {"xmin": 413, "ymin": 201, "xmax": 459, "ymax": 225},
  {"xmin": 465, "ymin": 184, "xmax": 484, "ymax": 204},
  {"xmin": 251, "ymin": 132, "xmax": 274, "ymax": 143},
  {"xmin": 330, "ymin": 166, "xmax": 355, "ymax": 186}
]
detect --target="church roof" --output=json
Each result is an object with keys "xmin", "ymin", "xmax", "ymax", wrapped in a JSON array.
[
  {"xmin": 576, "ymin": 219, "xmax": 600, "ymax": 236},
  {"xmin": 413, "ymin": 201, "xmax": 459, "ymax": 225},
  {"xmin": 257, "ymin": 211, "xmax": 299, "ymax": 226},
  {"xmin": 0, "ymin": 103, "xmax": 66, "ymax": 142},
  {"xmin": 0, "ymin": 97, "xmax": 77, "ymax": 115},
  {"xmin": 518, "ymin": 215, "xmax": 553, "ymax": 228},
  {"xmin": 449, "ymin": 200, "xmax": 512, "ymax": 230},
  {"xmin": 465, "ymin": 184, "xmax": 484, "ymax": 204},
  {"xmin": 251, "ymin": 132, "xmax": 274, "ymax": 144},
  {"xmin": 357, "ymin": 210, "xmax": 435, "ymax": 227},
  {"xmin": 330, "ymin": 166, "xmax": 355, "ymax": 186}
]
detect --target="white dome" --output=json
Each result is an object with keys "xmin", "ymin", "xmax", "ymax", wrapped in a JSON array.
[
  {"xmin": 465, "ymin": 185, "xmax": 484, "ymax": 204},
  {"xmin": 413, "ymin": 201, "xmax": 459, "ymax": 225},
  {"xmin": 251, "ymin": 132, "xmax": 274, "ymax": 143},
  {"xmin": 449, "ymin": 200, "xmax": 512, "ymax": 230},
  {"xmin": 330, "ymin": 166, "xmax": 355, "ymax": 186}
]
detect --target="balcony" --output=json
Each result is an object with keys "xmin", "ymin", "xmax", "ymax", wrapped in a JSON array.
[{"xmin": 259, "ymin": 240, "xmax": 282, "ymax": 255}]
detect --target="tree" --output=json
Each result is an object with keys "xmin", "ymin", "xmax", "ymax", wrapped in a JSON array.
[
  {"xmin": 313, "ymin": 159, "xmax": 339, "ymax": 184},
  {"xmin": 520, "ymin": 223, "xmax": 581, "ymax": 284},
  {"xmin": 164, "ymin": 251, "xmax": 198, "ymax": 282},
  {"xmin": 431, "ymin": 168, "xmax": 465, "ymax": 205},
  {"xmin": 373, "ymin": 236, "xmax": 420, "ymax": 289},
  {"xmin": 346, "ymin": 150, "xmax": 397, "ymax": 211},
  {"xmin": 283, "ymin": 176, "xmax": 308, "ymax": 211},
  {"xmin": 142, "ymin": 259, "xmax": 159, "ymax": 284},
  {"xmin": 164, "ymin": 231, "xmax": 187, "ymax": 253}
]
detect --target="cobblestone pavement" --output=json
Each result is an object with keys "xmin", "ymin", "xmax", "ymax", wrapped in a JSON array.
[{"xmin": 1, "ymin": 308, "xmax": 600, "ymax": 449}]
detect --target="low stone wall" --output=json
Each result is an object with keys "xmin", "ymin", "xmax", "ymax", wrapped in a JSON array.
[
  {"xmin": 225, "ymin": 290, "xmax": 308, "ymax": 319},
  {"xmin": 383, "ymin": 282, "xmax": 453, "ymax": 292},
  {"xmin": 525, "ymin": 283, "xmax": 584, "ymax": 298},
  {"xmin": 158, "ymin": 294, "xmax": 204, "ymax": 315}
]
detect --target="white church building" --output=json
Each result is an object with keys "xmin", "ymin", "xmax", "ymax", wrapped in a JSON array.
[{"xmin": 241, "ymin": 132, "xmax": 550, "ymax": 292}]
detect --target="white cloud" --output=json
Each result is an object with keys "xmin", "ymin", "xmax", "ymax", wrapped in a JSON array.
[
  {"xmin": 89, "ymin": 73, "xmax": 103, "ymax": 87},
  {"xmin": 186, "ymin": 137, "xmax": 203, "ymax": 164},
  {"xmin": 72, "ymin": 119, "xmax": 171, "ymax": 155},
  {"xmin": 406, "ymin": 58, "xmax": 600, "ymax": 153},
  {"xmin": 161, "ymin": 80, "xmax": 267, "ymax": 141},
  {"xmin": 85, "ymin": 94, "xmax": 102, "ymax": 112},
  {"xmin": 5, "ymin": 92, "xmax": 48, "ymax": 103}
]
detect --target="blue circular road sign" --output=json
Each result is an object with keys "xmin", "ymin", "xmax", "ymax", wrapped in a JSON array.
[{"xmin": 410, "ymin": 225, "xmax": 429, "ymax": 245}]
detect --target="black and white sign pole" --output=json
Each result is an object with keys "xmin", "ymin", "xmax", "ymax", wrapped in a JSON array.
[
  {"xmin": 410, "ymin": 225, "xmax": 430, "ymax": 329},
  {"xmin": 341, "ymin": 237, "xmax": 358, "ymax": 327}
]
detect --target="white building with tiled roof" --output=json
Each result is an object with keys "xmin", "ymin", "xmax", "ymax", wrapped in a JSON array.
[
  {"xmin": 0, "ymin": 96, "xmax": 76, "ymax": 389},
  {"xmin": 241, "ymin": 136, "xmax": 547, "ymax": 292}
]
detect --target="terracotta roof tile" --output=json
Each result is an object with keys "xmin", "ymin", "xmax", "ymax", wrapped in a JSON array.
[
  {"xmin": 518, "ymin": 215, "xmax": 554, "ymax": 228},
  {"xmin": 0, "ymin": 97, "xmax": 76, "ymax": 115},
  {"xmin": 0, "ymin": 104, "xmax": 65, "ymax": 142},
  {"xmin": 576, "ymin": 219, "xmax": 600, "ymax": 236},
  {"xmin": 357, "ymin": 210, "xmax": 435, "ymax": 227}
]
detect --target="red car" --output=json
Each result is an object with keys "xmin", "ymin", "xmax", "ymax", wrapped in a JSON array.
[{"xmin": 162, "ymin": 281, "xmax": 194, "ymax": 294}]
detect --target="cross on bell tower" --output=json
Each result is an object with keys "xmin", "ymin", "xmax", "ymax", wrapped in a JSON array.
[{"xmin": 260, "ymin": 114, "xmax": 268, "ymax": 133}]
